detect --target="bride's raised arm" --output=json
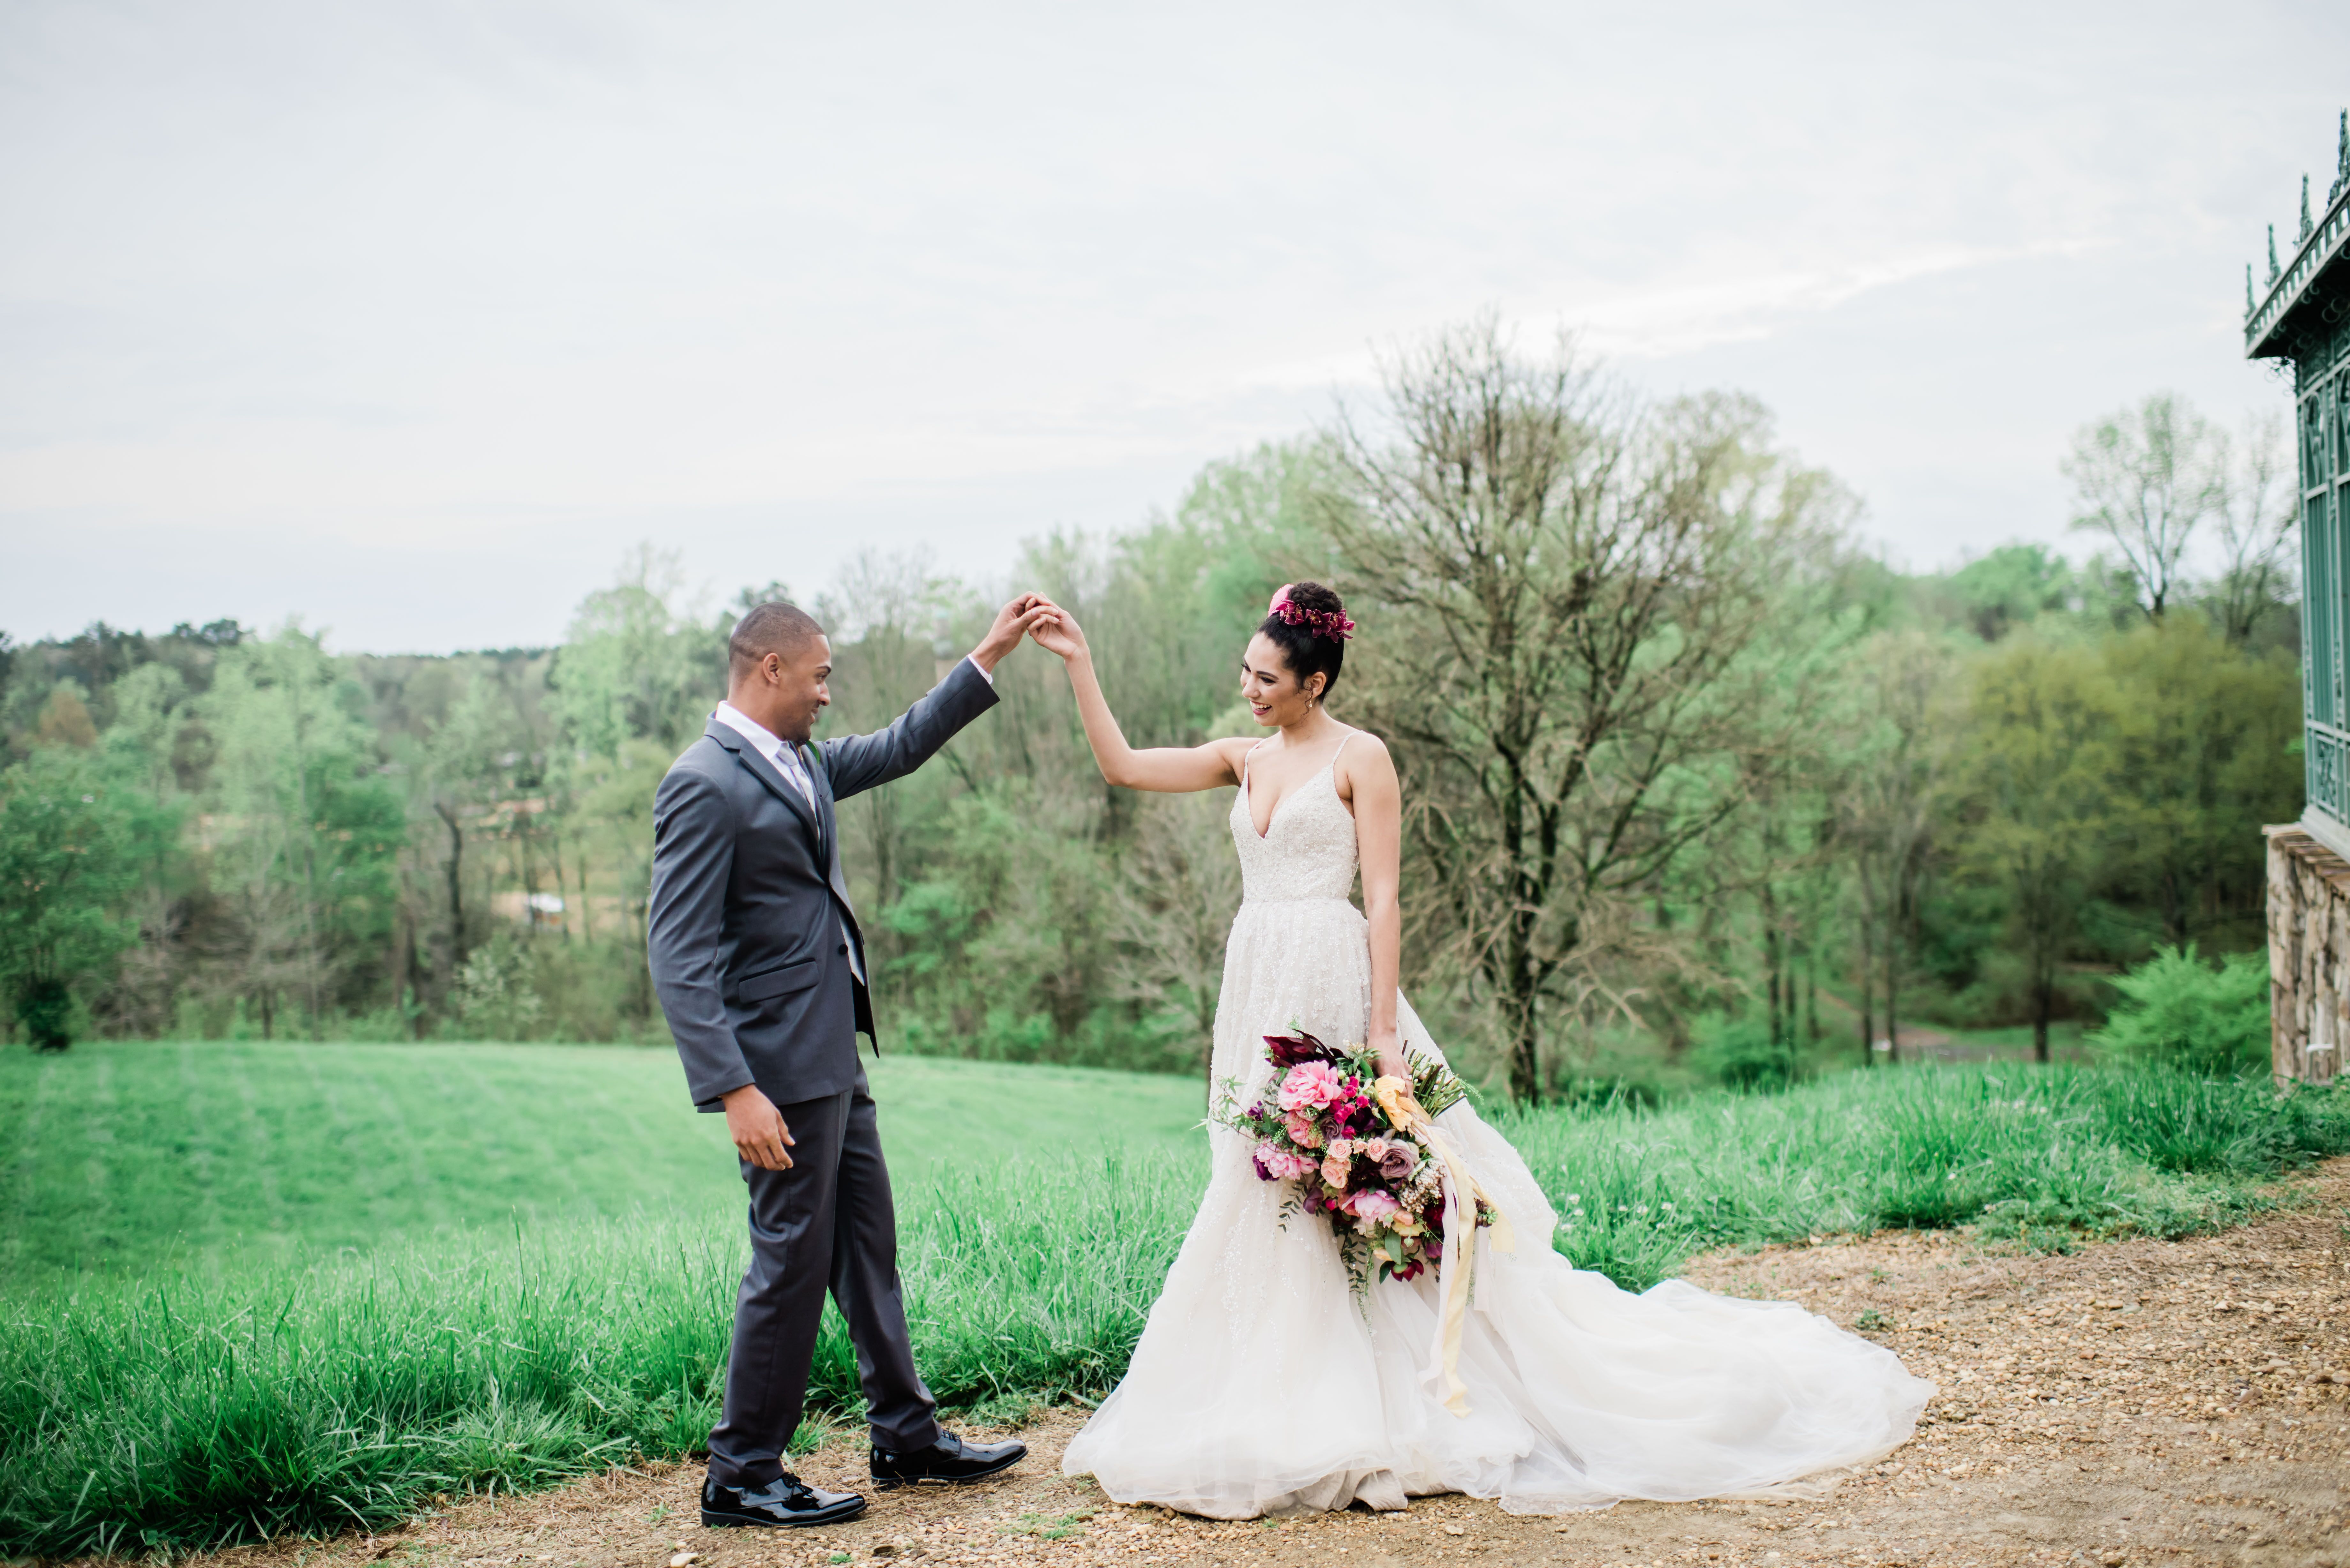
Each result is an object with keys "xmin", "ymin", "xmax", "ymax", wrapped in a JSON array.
[{"xmin": 1027, "ymin": 603, "xmax": 1246, "ymax": 793}]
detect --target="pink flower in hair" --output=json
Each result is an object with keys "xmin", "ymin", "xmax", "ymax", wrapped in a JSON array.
[{"xmin": 1266, "ymin": 583, "xmax": 1355, "ymax": 643}]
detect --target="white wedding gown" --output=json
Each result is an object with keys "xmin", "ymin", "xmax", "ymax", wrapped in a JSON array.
[{"xmin": 1061, "ymin": 736, "xmax": 1934, "ymax": 1518}]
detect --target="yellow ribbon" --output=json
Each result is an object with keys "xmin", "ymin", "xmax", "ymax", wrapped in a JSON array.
[{"xmin": 1372, "ymin": 1076, "xmax": 1514, "ymax": 1416}]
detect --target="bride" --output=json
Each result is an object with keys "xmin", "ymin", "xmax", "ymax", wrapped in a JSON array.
[{"xmin": 1025, "ymin": 581, "xmax": 1933, "ymax": 1519}]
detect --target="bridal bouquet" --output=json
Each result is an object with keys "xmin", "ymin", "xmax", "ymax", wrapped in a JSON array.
[{"xmin": 1217, "ymin": 1029, "xmax": 1489, "ymax": 1290}]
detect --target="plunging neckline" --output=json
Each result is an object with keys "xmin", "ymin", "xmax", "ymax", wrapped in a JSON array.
[{"xmin": 1241, "ymin": 733, "xmax": 1354, "ymax": 841}]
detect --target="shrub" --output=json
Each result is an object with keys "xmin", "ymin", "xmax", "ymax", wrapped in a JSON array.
[
  {"xmin": 1688, "ymin": 1011, "xmax": 1798, "ymax": 1090},
  {"xmin": 2088, "ymin": 944, "xmax": 2270, "ymax": 1075}
]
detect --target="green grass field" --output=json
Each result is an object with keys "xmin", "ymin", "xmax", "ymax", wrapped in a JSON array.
[
  {"xmin": 0, "ymin": 1041, "xmax": 1210, "ymax": 1284},
  {"xmin": 4, "ymin": 1046, "xmax": 2346, "ymax": 1558}
]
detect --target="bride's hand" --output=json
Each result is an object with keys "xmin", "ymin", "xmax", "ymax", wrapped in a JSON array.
[
  {"xmin": 1368, "ymin": 1027, "xmax": 1409, "ymax": 1085},
  {"xmin": 1027, "ymin": 602, "xmax": 1091, "ymax": 663}
]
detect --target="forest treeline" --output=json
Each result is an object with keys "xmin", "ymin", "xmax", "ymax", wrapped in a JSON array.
[{"xmin": 0, "ymin": 324, "xmax": 2302, "ymax": 1096}]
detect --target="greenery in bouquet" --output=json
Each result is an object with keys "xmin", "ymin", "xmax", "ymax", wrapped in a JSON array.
[{"xmin": 1215, "ymin": 1027, "xmax": 1485, "ymax": 1291}]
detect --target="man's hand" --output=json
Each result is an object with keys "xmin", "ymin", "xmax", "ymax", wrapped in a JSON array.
[
  {"xmin": 723, "ymin": 1083, "xmax": 795, "ymax": 1170},
  {"xmin": 969, "ymin": 592, "xmax": 1053, "ymax": 675}
]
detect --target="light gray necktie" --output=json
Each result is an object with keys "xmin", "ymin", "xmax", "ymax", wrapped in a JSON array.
[{"xmin": 771, "ymin": 740, "xmax": 864, "ymax": 983}]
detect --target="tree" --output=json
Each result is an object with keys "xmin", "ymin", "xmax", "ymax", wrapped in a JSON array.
[
  {"xmin": 547, "ymin": 545, "xmax": 725, "ymax": 761},
  {"xmin": 1112, "ymin": 788, "xmax": 1243, "ymax": 1066},
  {"xmin": 197, "ymin": 628, "xmax": 404, "ymax": 1036},
  {"xmin": 818, "ymin": 548, "xmax": 964, "ymax": 917},
  {"xmin": 2206, "ymin": 410, "xmax": 2297, "ymax": 647},
  {"xmin": 0, "ymin": 748, "xmax": 147, "ymax": 1047},
  {"xmin": 1322, "ymin": 318, "xmax": 1854, "ymax": 1101},
  {"xmin": 2062, "ymin": 393, "xmax": 2226, "ymax": 621},
  {"xmin": 1835, "ymin": 630, "xmax": 1957, "ymax": 1063},
  {"xmin": 2100, "ymin": 614, "xmax": 2298, "ymax": 949},
  {"xmin": 1945, "ymin": 545, "xmax": 2076, "ymax": 642},
  {"xmin": 1951, "ymin": 635, "xmax": 2121, "ymax": 1061}
]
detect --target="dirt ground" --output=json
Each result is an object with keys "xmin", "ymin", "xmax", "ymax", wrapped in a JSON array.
[{"xmin": 128, "ymin": 1161, "xmax": 2350, "ymax": 1568}]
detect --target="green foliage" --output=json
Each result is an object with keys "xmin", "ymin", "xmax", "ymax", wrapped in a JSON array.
[
  {"xmin": 1946, "ymin": 543, "xmax": 2077, "ymax": 642},
  {"xmin": 0, "ymin": 379, "xmax": 2303, "ymax": 1085},
  {"xmin": 1946, "ymin": 632, "xmax": 2123, "ymax": 1053},
  {"xmin": 1687, "ymin": 1011, "xmax": 1798, "ymax": 1091},
  {"xmin": 0, "ymin": 745, "xmax": 156, "ymax": 1046},
  {"xmin": 450, "ymin": 931, "xmax": 547, "ymax": 1040},
  {"xmin": 2088, "ymin": 943, "xmax": 2272, "ymax": 1075},
  {"xmin": 195, "ymin": 628, "xmax": 407, "ymax": 1032},
  {"xmin": 2100, "ymin": 618, "xmax": 2299, "ymax": 953},
  {"xmin": 546, "ymin": 546, "xmax": 727, "ymax": 760}
]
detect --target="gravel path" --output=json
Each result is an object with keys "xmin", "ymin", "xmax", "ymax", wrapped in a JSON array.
[{"xmin": 133, "ymin": 1159, "xmax": 2350, "ymax": 1568}]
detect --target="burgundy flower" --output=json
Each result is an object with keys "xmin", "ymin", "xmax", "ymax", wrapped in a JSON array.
[{"xmin": 1263, "ymin": 1029, "xmax": 1338, "ymax": 1069}]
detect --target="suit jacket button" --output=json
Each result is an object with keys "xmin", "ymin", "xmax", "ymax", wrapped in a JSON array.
[{"xmin": 837, "ymin": 943, "xmax": 848, "ymax": 955}]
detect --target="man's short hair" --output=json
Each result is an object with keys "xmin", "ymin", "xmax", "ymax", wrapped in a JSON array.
[{"xmin": 729, "ymin": 601, "xmax": 826, "ymax": 680}]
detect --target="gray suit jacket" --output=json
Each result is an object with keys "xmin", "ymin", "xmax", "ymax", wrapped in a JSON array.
[{"xmin": 647, "ymin": 658, "xmax": 998, "ymax": 1109}]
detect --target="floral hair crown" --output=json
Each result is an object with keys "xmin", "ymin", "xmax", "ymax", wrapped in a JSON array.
[{"xmin": 1267, "ymin": 584, "xmax": 1355, "ymax": 643}]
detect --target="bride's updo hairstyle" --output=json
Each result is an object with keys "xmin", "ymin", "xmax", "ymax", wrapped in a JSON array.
[{"xmin": 1258, "ymin": 582, "xmax": 1355, "ymax": 700}]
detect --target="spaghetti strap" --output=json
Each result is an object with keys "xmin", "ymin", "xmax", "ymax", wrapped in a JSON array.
[
  {"xmin": 1327, "ymin": 730, "xmax": 1357, "ymax": 771},
  {"xmin": 1239, "ymin": 737, "xmax": 1272, "ymax": 789}
]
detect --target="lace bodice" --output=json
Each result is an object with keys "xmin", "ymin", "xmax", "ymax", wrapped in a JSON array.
[{"xmin": 1230, "ymin": 736, "xmax": 1361, "ymax": 904}]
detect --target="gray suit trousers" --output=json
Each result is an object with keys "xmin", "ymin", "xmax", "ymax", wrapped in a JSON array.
[{"xmin": 704, "ymin": 1064, "xmax": 942, "ymax": 1487}]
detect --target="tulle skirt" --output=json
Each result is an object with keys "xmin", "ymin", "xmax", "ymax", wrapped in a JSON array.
[{"xmin": 1060, "ymin": 897, "xmax": 1934, "ymax": 1517}]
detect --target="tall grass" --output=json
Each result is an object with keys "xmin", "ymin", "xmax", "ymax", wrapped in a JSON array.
[
  {"xmin": 3, "ymin": 1063, "xmax": 2344, "ymax": 1557},
  {"xmin": 1505, "ymin": 1063, "xmax": 2350, "ymax": 1288},
  {"xmin": 0, "ymin": 1155, "xmax": 1201, "ymax": 1560}
]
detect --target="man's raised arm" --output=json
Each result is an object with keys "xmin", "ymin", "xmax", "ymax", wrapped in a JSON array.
[{"xmin": 821, "ymin": 593, "xmax": 1046, "ymax": 801}]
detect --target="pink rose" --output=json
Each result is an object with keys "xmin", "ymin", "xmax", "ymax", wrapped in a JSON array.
[
  {"xmin": 1277, "ymin": 1060, "xmax": 1346, "ymax": 1112},
  {"xmin": 1285, "ymin": 1112, "xmax": 1324, "ymax": 1148},
  {"xmin": 1320, "ymin": 1151, "xmax": 1352, "ymax": 1190},
  {"xmin": 1351, "ymin": 1189, "xmax": 1403, "ymax": 1225}
]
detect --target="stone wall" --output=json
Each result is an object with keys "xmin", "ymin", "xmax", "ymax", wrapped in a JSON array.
[{"xmin": 2266, "ymin": 825, "xmax": 2350, "ymax": 1086}]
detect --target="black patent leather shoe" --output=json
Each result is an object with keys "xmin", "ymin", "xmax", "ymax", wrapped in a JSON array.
[
  {"xmin": 700, "ymin": 1473, "xmax": 867, "ymax": 1528},
  {"xmin": 869, "ymin": 1429, "xmax": 1028, "ymax": 1489}
]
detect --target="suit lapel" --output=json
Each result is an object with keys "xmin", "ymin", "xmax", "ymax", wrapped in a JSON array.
[{"xmin": 706, "ymin": 720, "xmax": 822, "ymax": 846}]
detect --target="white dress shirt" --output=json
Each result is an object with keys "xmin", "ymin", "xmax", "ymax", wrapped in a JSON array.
[{"xmin": 711, "ymin": 656, "xmax": 993, "ymax": 986}]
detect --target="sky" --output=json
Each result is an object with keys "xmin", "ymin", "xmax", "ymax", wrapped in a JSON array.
[{"xmin": 2, "ymin": 0, "xmax": 2345, "ymax": 654}]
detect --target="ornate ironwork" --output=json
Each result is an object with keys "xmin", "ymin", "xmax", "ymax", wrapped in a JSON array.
[
  {"xmin": 2333, "ymin": 110, "xmax": 2349, "ymax": 209},
  {"xmin": 2253, "ymin": 111, "xmax": 2350, "ymax": 841}
]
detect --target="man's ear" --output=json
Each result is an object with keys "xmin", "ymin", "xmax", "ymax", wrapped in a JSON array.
[{"xmin": 762, "ymin": 652, "xmax": 783, "ymax": 686}]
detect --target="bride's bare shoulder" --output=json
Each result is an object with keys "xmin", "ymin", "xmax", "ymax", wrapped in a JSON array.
[
  {"xmin": 1333, "ymin": 728, "xmax": 1396, "ymax": 798},
  {"xmin": 1204, "ymin": 734, "xmax": 1259, "ymax": 783}
]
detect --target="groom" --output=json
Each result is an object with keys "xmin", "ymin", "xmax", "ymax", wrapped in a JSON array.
[{"xmin": 648, "ymin": 592, "xmax": 1048, "ymax": 1529}]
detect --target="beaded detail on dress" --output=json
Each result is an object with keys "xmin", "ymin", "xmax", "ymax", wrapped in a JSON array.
[{"xmin": 1231, "ymin": 738, "xmax": 1362, "ymax": 904}]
